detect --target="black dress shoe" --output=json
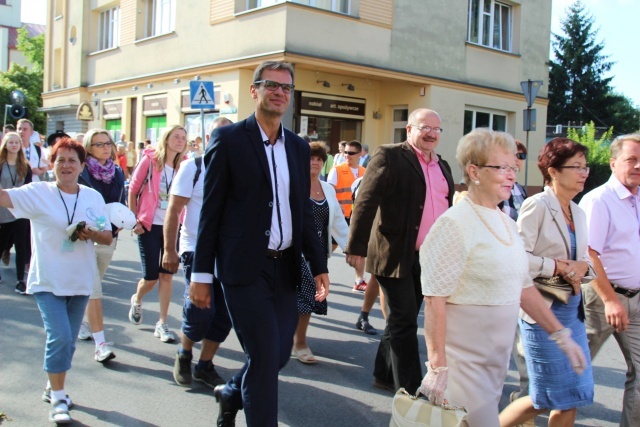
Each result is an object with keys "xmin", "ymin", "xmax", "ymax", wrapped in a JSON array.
[
  {"xmin": 214, "ymin": 384, "xmax": 238, "ymax": 427},
  {"xmin": 373, "ymin": 377, "xmax": 396, "ymax": 393}
]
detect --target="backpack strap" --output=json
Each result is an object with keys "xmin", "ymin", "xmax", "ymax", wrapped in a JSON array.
[
  {"xmin": 193, "ymin": 156, "xmax": 202, "ymax": 188},
  {"xmin": 35, "ymin": 144, "xmax": 42, "ymax": 163}
]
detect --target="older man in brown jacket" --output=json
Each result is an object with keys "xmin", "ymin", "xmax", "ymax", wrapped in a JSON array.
[{"xmin": 345, "ymin": 108, "xmax": 454, "ymax": 393}]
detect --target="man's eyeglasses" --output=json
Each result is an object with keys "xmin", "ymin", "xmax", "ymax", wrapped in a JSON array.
[
  {"xmin": 557, "ymin": 166, "xmax": 590, "ymax": 174},
  {"xmin": 516, "ymin": 152, "xmax": 527, "ymax": 160},
  {"xmin": 253, "ymin": 80, "xmax": 295, "ymax": 94},
  {"xmin": 91, "ymin": 142, "xmax": 113, "ymax": 148},
  {"xmin": 477, "ymin": 164, "xmax": 520, "ymax": 175},
  {"xmin": 344, "ymin": 151, "xmax": 361, "ymax": 156},
  {"xmin": 410, "ymin": 124, "xmax": 443, "ymax": 134}
]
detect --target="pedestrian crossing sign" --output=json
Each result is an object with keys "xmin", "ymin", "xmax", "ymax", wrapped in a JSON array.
[{"xmin": 190, "ymin": 81, "xmax": 215, "ymax": 109}]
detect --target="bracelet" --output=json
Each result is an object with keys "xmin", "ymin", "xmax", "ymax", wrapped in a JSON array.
[{"xmin": 553, "ymin": 259, "xmax": 558, "ymax": 276}]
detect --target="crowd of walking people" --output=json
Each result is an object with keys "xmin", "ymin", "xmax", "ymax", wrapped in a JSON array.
[{"xmin": 3, "ymin": 60, "xmax": 640, "ymax": 427}]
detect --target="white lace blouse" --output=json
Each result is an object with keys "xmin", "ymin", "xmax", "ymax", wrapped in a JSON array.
[{"xmin": 420, "ymin": 197, "xmax": 532, "ymax": 305}]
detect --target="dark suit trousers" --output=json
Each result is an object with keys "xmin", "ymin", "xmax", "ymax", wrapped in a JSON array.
[
  {"xmin": 219, "ymin": 253, "xmax": 298, "ymax": 427},
  {"xmin": 374, "ymin": 254, "xmax": 424, "ymax": 392}
]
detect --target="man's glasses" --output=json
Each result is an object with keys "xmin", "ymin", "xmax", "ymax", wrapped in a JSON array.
[
  {"xmin": 91, "ymin": 142, "xmax": 113, "ymax": 148},
  {"xmin": 557, "ymin": 166, "xmax": 590, "ymax": 174},
  {"xmin": 253, "ymin": 80, "xmax": 295, "ymax": 94},
  {"xmin": 516, "ymin": 152, "xmax": 527, "ymax": 160},
  {"xmin": 410, "ymin": 124, "xmax": 443, "ymax": 134},
  {"xmin": 477, "ymin": 164, "xmax": 520, "ymax": 175},
  {"xmin": 344, "ymin": 151, "xmax": 361, "ymax": 156}
]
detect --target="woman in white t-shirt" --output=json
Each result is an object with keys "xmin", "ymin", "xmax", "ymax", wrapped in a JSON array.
[
  {"xmin": 128, "ymin": 125, "xmax": 187, "ymax": 343},
  {"xmin": 0, "ymin": 138, "xmax": 112, "ymax": 424}
]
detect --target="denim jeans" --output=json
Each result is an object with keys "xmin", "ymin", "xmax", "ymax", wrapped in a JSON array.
[{"xmin": 34, "ymin": 292, "xmax": 89, "ymax": 373}]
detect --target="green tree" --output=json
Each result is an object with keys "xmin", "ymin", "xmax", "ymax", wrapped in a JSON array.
[
  {"xmin": 548, "ymin": 1, "xmax": 613, "ymax": 130},
  {"xmin": 1, "ymin": 27, "xmax": 45, "ymax": 132},
  {"xmin": 605, "ymin": 92, "xmax": 640, "ymax": 134},
  {"xmin": 16, "ymin": 27, "xmax": 44, "ymax": 70},
  {"xmin": 567, "ymin": 121, "xmax": 612, "ymax": 200}
]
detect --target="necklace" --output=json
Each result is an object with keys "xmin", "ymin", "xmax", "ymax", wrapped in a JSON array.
[
  {"xmin": 464, "ymin": 195, "xmax": 513, "ymax": 246},
  {"xmin": 561, "ymin": 205, "xmax": 575, "ymax": 232}
]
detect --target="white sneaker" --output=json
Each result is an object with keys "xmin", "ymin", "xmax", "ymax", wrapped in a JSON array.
[
  {"xmin": 129, "ymin": 294, "xmax": 142, "ymax": 325},
  {"xmin": 94, "ymin": 342, "xmax": 116, "ymax": 363},
  {"xmin": 49, "ymin": 400, "xmax": 71, "ymax": 424},
  {"xmin": 154, "ymin": 322, "xmax": 176, "ymax": 343},
  {"xmin": 78, "ymin": 321, "xmax": 92, "ymax": 340}
]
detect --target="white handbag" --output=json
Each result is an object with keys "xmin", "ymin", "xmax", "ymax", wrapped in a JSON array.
[{"xmin": 390, "ymin": 388, "xmax": 469, "ymax": 427}]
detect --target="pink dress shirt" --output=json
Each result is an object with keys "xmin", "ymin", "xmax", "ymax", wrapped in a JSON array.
[
  {"xmin": 410, "ymin": 144, "xmax": 449, "ymax": 250},
  {"xmin": 579, "ymin": 175, "xmax": 640, "ymax": 290}
]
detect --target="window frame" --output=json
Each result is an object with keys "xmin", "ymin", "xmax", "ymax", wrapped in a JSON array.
[
  {"xmin": 146, "ymin": 0, "xmax": 176, "ymax": 38},
  {"xmin": 463, "ymin": 108, "xmax": 508, "ymax": 134},
  {"xmin": 98, "ymin": 7, "xmax": 120, "ymax": 51},
  {"xmin": 467, "ymin": 0, "xmax": 512, "ymax": 52},
  {"xmin": 246, "ymin": 0, "xmax": 350, "ymax": 14},
  {"xmin": 392, "ymin": 106, "xmax": 408, "ymax": 144}
]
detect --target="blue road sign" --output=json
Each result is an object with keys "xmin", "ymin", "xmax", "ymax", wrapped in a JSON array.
[{"xmin": 190, "ymin": 81, "xmax": 215, "ymax": 109}]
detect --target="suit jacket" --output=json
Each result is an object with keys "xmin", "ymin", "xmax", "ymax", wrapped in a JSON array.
[
  {"xmin": 517, "ymin": 186, "xmax": 594, "ymax": 280},
  {"xmin": 346, "ymin": 141, "xmax": 454, "ymax": 278},
  {"xmin": 192, "ymin": 113, "xmax": 327, "ymax": 286}
]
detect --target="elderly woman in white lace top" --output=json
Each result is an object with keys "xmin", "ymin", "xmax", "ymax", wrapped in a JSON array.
[{"xmin": 418, "ymin": 129, "xmax": 586, "ymax": 426}]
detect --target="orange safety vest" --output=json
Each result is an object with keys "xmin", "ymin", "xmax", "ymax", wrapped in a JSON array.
[{"xmin": 334, "ymin": 162, "xmax": 365, "ymax": 218}]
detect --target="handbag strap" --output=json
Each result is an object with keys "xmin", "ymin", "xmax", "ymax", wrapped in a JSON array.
[{"xmin": 398, "ymin": 388, "xmax": 468, "ymax": 413}]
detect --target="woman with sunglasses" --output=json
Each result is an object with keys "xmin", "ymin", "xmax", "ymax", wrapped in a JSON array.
[
  {"xmin": 0, "ymin": 132, "xmax": 32, "ymax": 294},
  {"xmin": 128, "ymin": 125, "xmax": 187, "ymax": 343},
  {"xmin": 0, "ymin": 138, "xmax": 112, "ymax": 424},
  {"xmin": 75, "ymin": 129, "xmax": 127, "ymax": 364},
  {"xmin": 500, "ymin": 140, "xmax": 528, "ymax": 221}
]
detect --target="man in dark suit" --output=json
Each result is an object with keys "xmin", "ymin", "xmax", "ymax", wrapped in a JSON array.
[
  {"xmin": 190, "ymin": 61, "xmax": 330, "ymax": 427},
  {"xmin": 345, "ymin": 108, "xmax": 454, "ymax": 394}
]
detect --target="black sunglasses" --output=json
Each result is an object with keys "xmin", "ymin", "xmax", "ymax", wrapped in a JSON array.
[
  {"xmin": 516, "ymin": 153, "xmax": 527, "ymax": 160},
  {"xmin": 69, "ymin": 221, "xmax": 86, "ymax": 242},
  {"xmin": 344, "ymin": 151, "xmax": 361, "ymax": 156}
]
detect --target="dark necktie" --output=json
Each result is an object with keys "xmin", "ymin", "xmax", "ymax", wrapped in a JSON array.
[{"xmin": 265, "ymin": 140, "xmax": 283, "ymax": 250}]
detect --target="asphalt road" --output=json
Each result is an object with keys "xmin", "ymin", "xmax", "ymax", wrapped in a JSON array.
[{"xmin": 0, "ymin": 233, "xmax": 627, "ymax": 426}]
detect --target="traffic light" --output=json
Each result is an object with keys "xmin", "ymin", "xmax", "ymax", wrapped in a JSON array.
[{"xmin": 9, "ymin": 90, "xmax": 26, "ymax": 119}]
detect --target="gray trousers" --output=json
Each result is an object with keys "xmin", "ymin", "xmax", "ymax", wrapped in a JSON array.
[{"xmin": 583, "ymin": 282, "xmax": 640, "ymax": 427}]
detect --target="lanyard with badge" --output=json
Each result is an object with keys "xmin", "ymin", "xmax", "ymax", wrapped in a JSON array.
[
  {"xmin": 159, "ymin": 167, "xmax": 173, "ymax": 210},
  {"xmin": 58, "ymin": 185, "xmax": 80, "ymax": 252}
]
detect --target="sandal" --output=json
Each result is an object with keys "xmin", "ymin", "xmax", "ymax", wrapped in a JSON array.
[
  {"xmin": 291, "ymin": 347, "xmax": 317, "ymax": 364},
  {"xmin": 49, "ymin": 400, "xmax": 72, "ymax": 424}
]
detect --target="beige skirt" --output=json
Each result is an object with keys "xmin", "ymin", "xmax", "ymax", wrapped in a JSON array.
[{"xmin": 445, "ymin": 303, "xmax": 519, "ymax": 427}]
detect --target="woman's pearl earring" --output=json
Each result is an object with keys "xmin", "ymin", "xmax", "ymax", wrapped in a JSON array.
[{"xmin": 474, "ymin": 180, "xmax": 480, "ymax": 185}]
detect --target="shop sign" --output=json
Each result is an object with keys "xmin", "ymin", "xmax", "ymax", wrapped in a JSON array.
[
  {"xmin": 102, "ymin": 100, "xmax": 122, "ymax": 119},
  {"xmin": 143, "ymin": 95, "xmax": 167, "ymax": 116},
  {"xmin": 300, "ymin": 93, "xmax": 365, "ymax": 120}
]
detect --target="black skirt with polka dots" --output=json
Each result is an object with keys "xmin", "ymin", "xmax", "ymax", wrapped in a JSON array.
[{"xmin": 297, "ymin": 198, "xmax": 329, "ymax": 315}]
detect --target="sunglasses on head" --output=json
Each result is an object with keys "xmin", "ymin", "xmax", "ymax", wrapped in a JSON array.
[
  {"xmin": 516, "ymin": 153, "xmax": 527, "ymax": 160},
  {"xmin": 344, "ymin": 151, "xmax": 360, "ymax": 156}
]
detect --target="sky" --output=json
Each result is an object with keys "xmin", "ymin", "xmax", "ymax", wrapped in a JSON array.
[{"xmin": 19, "ymin": 0, "xmax": 640, "ymax": 106}]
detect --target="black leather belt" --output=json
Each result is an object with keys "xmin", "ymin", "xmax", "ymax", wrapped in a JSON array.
[
  {"xmin": 612, "ymin": 283, "xmax": 640, "ymax": 298},
  {"xmin": 266, "ymin": 247, "xmax": 293, "ymax": 259}
]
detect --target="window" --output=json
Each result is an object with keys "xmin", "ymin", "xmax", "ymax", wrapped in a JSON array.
[
  {"xmin": 463, "ymin": 109, "xmax": 507, "ymax": 134},
  {"xmin": 98, "ymin": 7, "xmax": 119, "ymax": 51},
  {"xmin": 247, "ymin": 0, "xmax": 350, "ymax": 14},
  {"xmin": 467, "ymin": 0, "xmax": 511, "ymax": 52},
  {"xmin": 392, "ymin": 107, "xmax": 408, "ymax": 144},
  {"xmin": 146, "ymin": 0, "xmax": 176, "ymax": 37}
]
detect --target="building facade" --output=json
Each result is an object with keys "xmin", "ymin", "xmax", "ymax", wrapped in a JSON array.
[
  {"xmin": 0, "ymin": 0, "xmax": 45, "ymax": 72},
  {"xmin": 42, "ymin": 0, "xmax": 552, "ymax": 185}
]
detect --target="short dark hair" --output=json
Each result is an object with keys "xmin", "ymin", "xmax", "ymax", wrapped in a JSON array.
[
  {"xmin": 309, "ymin": 141, "xmax": 328, "ymax": 163},
  {"xmin": 3, "ymin": 124, "xmax": 15, "ymax": 132},
  {"xmin": 346, "ymin": 140, "xmax": 362, "ymax": 152},
  {"xmin": 253, "ymin": 61, "xmax": 295, "ymax": 83},
  {"xmin": 538, "ymin": 137, "xmax": 588, "ymax": 184},
  {"xmin": 515, "ymin": 139, "xmax": 527, "ymax": 155},
  {"xmin": 50, "ymin": 137, "xmax": 87, "ymax": 164}
]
